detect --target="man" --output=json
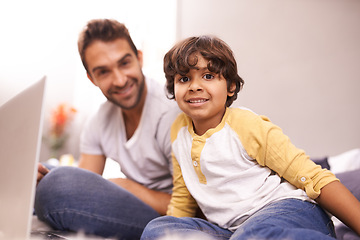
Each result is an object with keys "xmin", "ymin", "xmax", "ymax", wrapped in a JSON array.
[{"xmin": 35, "ymin": 19, "xmax": 179, "ymax": 239}]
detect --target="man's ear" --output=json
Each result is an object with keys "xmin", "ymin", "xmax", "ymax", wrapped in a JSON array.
[
  {"xmin": 137, "ymin": 50, "xmax": 143, "ymax": 68},
  {"xmin": 87, "ymin": 72, "xmax": 98, "ymax": 86}
]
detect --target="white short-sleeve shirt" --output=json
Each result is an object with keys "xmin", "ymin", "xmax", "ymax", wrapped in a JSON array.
[{"xmin": 81, "ymin": 77, "xmax": 180, "ymax": 193}]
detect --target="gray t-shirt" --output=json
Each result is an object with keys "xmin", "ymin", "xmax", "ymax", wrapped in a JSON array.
[{"xmin": 80, "ymin": 77, "xmax": 180, "ymax": 193}]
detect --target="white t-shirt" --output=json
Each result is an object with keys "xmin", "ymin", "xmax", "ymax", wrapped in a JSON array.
[
  {"xmin": 80, "ymin": 77, "xmax": 180, "ymax": 193},
  {"xmin": 169, "ymin": 108, "xmax": 336, "ymax": 230}
]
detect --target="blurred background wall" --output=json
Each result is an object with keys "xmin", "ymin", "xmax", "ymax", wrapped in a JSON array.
[
  {"xmin": 0, "ymin": 0, "xmax": 359, "ymax": 162},
  {"xmin": 176, "ymin": 0, "xmax": 360, "ymax": 157}
]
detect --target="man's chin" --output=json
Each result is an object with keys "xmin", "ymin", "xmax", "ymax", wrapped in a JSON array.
[{"xmin": 107, "ymin": 98, "xmax": 137, "ymax": 110}]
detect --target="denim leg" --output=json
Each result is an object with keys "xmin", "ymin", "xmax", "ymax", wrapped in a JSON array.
[
  {"xmin": 231, "ymin": 199, "xmax": 336, "ymax": 240},
  {"xmin": 35, "ymin": 166, "xmax": 160, "ymax": 240},
  {"xmin": 141, "ymin": 216, "xmax": 232, "ymax": 240},
  {"xmin": 141, "ymin": 199, "xmax": 336, "ymax": 240}
]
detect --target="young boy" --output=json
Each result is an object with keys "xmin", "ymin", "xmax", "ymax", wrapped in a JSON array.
[{"xmin": 141, "ymin": 36, "xmax": 360, "ymax": 240}]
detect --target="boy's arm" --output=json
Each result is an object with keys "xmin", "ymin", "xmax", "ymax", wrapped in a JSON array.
[
  {"xmin": 316, "ymin": 181, "xmax": 360, "ymax": 236},
  {"xmin": 236, "ymin": 112, "xmax": 337, "ymax": 198},
  {"xmin": 167, "ymin": 154, "xmax": 198, "ymax": 217}
]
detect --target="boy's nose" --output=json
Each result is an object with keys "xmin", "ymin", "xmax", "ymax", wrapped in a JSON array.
[{"xmin": 188, "ymin": 78, "xmax": 203, "ymax": 92}]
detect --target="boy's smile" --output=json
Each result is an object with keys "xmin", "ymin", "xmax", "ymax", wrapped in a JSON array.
[
  {"xmin": 186, "ymin": 97, "xmax": 209, "ymax": 104},
  {"xmin": 174, "ymin": 54, "xmax": 234, "ymax": 135}
]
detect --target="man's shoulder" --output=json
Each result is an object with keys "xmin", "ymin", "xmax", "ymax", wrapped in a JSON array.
[
  {"xmin": 87, "ymin": 101, "xmax": 119, "ymax": 124},
  {"xmin": 146, "ymin": 77, "xmax": 172, "ymax": 104},
  {"xmin": 145, "ymin": 77, "xmax": 177, "ymax": 116},
  {"xmin": 158, "ymin": 107, "xmax": 182, "ymax": 127}
]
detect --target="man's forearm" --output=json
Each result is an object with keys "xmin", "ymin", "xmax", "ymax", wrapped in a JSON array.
[{"xmin": 109, "ymin": 178, "xmax": 171, "ymax": 215}]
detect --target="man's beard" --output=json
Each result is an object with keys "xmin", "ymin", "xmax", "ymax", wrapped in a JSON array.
[{"xmin": 107, "ymin": 76, "xmax": 145, "ymax": 110}]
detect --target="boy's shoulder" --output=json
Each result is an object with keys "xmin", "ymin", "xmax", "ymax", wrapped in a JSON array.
[
  {"xmin": 170, "ymin": 112, "xmax": 190, "ymax": 142},
  {"xmin": 227, "ymin": 107, "xmax": 258, "ymax": 120},
  {"xmin": 226, "ymin": 107, "xmax": 271, "ymax": 130}
]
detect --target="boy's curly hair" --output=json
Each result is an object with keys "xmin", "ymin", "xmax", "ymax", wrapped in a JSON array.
[{"xmin": 164, "ymin": 35, "xmax": 244, "ymax": 107}]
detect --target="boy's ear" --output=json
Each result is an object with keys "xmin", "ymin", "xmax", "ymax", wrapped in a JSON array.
[{"xmin": 228, "ymin": 83, "xmax": 236, "ymax": 97}]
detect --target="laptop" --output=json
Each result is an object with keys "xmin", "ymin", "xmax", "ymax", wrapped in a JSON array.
[
  {"xmin": 0, "ymin": 77, "xmax": 47, "ymax": 240},
  {"xmin": 0, "ymin": 78, "xmax": 109, "ymax": 240}
]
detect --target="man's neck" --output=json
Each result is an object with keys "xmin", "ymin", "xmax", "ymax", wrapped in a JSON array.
[{"xmin": 121, "ymin": 85, "xmax": 147, "ymax": 140}]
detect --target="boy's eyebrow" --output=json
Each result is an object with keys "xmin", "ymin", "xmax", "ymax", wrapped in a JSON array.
[
  {"xmin": 197, "ymin": 66, "xmax": 212, "ymax": 72},
  {"xmin": 91, "ymin": 53, "xmax": 132, "ymax": 73}
]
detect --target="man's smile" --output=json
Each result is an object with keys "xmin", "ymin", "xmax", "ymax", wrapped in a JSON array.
[{"xmin": 108, "ymin": 81, "xmax": 134, "ymax": 96}]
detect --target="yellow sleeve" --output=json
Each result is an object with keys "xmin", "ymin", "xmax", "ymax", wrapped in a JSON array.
[
  {"xmin": 230, "ymin": 109, "xmax": 339, "ymax": 199},
  {"xmin": 166, "ymin": 153, "xmax": 198, "ymax": 217},
  {"xmin": 167, "ymin": 113, "xmax": 198, "ymax": 217}
]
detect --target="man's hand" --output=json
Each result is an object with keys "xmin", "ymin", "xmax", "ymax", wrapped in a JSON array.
[{"xmin": 37, "ymin": 163, "xmax": 50, "ymax": 186}]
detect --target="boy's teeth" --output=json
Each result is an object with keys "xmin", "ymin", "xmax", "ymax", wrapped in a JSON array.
[{"xmin": 190, "ymin": 99, "xmax": 206, "ymax": 103}]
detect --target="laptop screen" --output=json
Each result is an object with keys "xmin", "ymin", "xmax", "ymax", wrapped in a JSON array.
[{"xmin": 0, "ymin": 77, "xmax": 46, "ymax": 240}]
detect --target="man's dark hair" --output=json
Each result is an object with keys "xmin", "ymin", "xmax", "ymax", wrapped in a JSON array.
[{"xmin": 78, "ymin": 19, "xmax": 138, "ymax": 72}]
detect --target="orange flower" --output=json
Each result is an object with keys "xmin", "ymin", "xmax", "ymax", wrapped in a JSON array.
[
  {"xmin": 50, "ymin": 103, "xmax": 77, "ymax": 138},
  {"xmin": 43, "ymin": 103, "xmax": 77, "ymax": 158}
]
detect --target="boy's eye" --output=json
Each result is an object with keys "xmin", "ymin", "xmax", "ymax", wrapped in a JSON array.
[
  {"xmin": 179, "ymin": 76, "xmax": 190, "ymax": 83},
  {"xmin": 204, "ymin": 74, "xmax": 214, "ymax": 80}
]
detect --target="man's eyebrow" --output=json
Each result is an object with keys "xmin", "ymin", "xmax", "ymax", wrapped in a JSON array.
[
  {"xmin": 117, "ymin": 53, "xmax": 132, "ymax": 64},
  {"xmin": 91, "ymin": 53, "xmax": 133, "ymax": 73}
]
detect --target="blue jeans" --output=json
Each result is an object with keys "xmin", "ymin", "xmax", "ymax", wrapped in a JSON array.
[
  {"xmin": 141, "ymin": 199, "xmax": 336, "ymax": 240},
  {"xmin": 35, "ymin": 166, "xmax": 160, "ymax": 239}
]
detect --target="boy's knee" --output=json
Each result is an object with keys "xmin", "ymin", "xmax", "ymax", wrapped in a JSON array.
[{"xmin": 141, "ymin": 216, "xmax": 175, "ymax": 239}]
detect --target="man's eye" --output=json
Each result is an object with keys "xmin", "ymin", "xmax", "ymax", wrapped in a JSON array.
[
  {"xmin": 204, "ymin": 74, "xmax": 214, "ymax": 80},
  {"xmin": 95, "ymin": 69, "xmax": 109, "ymax": 78},
  {"xmin": 119, "ymin": 57, "xmax": 132, "ymax": 68},
  {"xmin": 121, "ymin": 61, "xmax": 129, "ymax": 66},
  {"xmin": 179, "ymin": 76, "xmax": 190, "ymax": 83}
]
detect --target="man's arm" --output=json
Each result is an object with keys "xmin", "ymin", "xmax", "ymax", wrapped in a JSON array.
[
  {"xmin": 79, "ymin": 153, "xmax": 171, "ymax": 215},
  {"xmin": 78, "ymin": 153, "xmax": 106, "ymax": 175},
  {"xmin": 108, "ymin": 178, "xmax": 171, "ymax": 215},
  {"xmin": 37, "ymin": 163, "xmax": 50, "ymax": 185},
  {"xmin": 316, "ymin": 180, "xmax": 360, "ymax": 236}
]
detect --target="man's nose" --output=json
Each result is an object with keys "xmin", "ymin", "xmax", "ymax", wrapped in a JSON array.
[{"xmin": 112, "ymin": 70, "xmax": 127, "ymax": 87}]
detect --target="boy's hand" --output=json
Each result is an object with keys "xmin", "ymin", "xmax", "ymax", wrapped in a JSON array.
[{"xmin": 37, "ymin": 163, "xmax": 50, "ymax": 186}]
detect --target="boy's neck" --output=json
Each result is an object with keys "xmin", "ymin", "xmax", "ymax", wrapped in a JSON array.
[{"xmin": 192, "ymin": 108, "xmax": 227, "ymax": 136}]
